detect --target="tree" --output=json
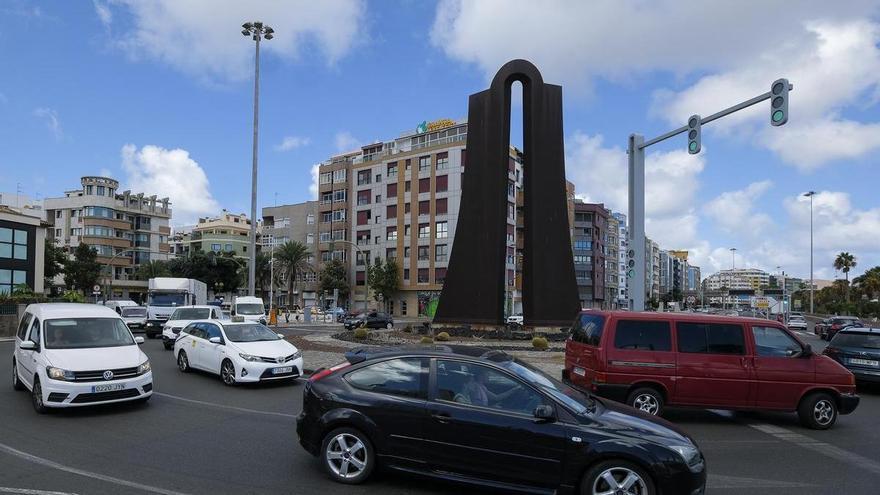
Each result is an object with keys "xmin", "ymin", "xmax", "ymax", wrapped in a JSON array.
[
  {"xmin": 134, "ymin": 260, "xmax": 171, "ymax": 280},
  {"xmin": 367, "ymin": 258, "xmax": 400, "ymax": 312},
  {"xmin": 253, "ymin": 251, "xmax": 274, "ymax": 297},
  {"xmin": 319, "ymin": 259, "xmax": 350, "ymax": 304},
  {"xmin": 44, "ymin": 239, "xmax": 66, "ymax": 282},
  {"xmin": 63, "ymin": 243, "xmax": 101, "ymax": 294},
  {"xmin": 853, "ymin": 267, "xmax": 880, "ymax": 301},
  {"xmin": 833, "ymin": 252, "xmax": 857, "ymax": 302},
  {"xmin": 276, "ymin": 241, "xmax": 311, "ymax": 307}
]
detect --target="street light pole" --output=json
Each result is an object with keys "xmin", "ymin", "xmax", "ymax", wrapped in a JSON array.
[
  {"xmin": 330, "ymin": 239, "xmax": 369, "ymax": 313},
  {"xmin": 804, "ymin": 190, "xmax": 816, "ymax": 313},
  {"xmin": 242, "ymin": 21, "xmax": 274, "ymax": 297}
]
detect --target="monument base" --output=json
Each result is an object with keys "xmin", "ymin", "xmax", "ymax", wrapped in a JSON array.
[{"xmin": 430, "ymin": 323, "xmax": 570, "ymax": 342}]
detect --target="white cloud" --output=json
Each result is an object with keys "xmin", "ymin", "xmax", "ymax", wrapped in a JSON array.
[
  {"xmin": 93, "ymin": 0, "xmax": 112, "ymax": 26},
  {"xmin": 704, "ymin": 180, "xmax": 774, "ymax": 236},
  {"xmin": 120, "ymin": 144, "xmax": 220, "ymax": 226},
  {"xmin": 761, "ymin": 119, "xmax": 880, "ymax": 170},
  {"xmin": 334, "ymin": 131, "xmax": 360, "ymax": 153},
  {"xmin": 103, "ymin": 0, "xmax": 366, "ymax": 83},
  {"xmin": 309, "ymin": 164, "xmax": 320, "ymax": 200},
  {"xmin": 274, "ymin": 135, "xmax": 311, "ymax": 152},
  {"xmin": 33, "ymin": 108, "xmax": 63, "ymax": 140}
]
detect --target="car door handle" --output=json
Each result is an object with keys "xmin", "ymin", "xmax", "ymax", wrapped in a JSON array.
[{"xmin": 431, "ymin": 412, "xmax": 452, "ymax": 424}]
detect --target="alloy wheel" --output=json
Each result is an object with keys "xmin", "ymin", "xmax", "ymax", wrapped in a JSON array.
[
  {"xmin": 592, "ymin": 466, "xmax": 649, "ymax": 495},
  {"xmin": 221, "ymin": 361, "xmax": 236, "ymax": 385},
  {"xmin": 633, "ymin": 394, "xmax": 660, "ymax": 415},
  {"xmin": 325, "ymin": 433, "xmax": 368, "ymax": 480},
  {"xmin": 177, "ymin": 352, "xmax": 188, "ymax": 372},
  {"xmin": 814, "ymin": 399, "xmax": 835, "ymax": 426}
]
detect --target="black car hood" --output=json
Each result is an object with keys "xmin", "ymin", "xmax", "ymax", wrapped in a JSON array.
[{"xmin": 586, "ymin": 397, "xmax": 694, "ymax": 446}]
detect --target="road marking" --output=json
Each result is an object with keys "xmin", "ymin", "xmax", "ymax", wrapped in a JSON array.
[
  {"xmin": 0, "ymin": 443, "xmax": 189, "ymax": 495},
  {"xmin": 749, "ymin": 423, "xmax": 880, "ymax": 475},
  {"xmin": 153, "ymin": 392, "xmax": 297, "ymax": 419},
  {"xmin": 0, "ymin": 488, "xmax": 79, "ymax": 495}
]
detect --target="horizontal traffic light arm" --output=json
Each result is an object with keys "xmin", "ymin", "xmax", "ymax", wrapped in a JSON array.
[{"xmin": 639, "ymin": 81, "xmax": 792, "ymax": 150}]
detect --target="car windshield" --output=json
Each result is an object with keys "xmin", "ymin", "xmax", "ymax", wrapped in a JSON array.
[
  {"xmin": 170, "ymin": 308, "xmax": 211, "ymax": 320},
  {"xmin": 122, "ymin": 307, "xmax": 147, "ymax": 317},
  {"xmin": 150, "ymin": 293, "xmax": 187, "ymax": 307},
  {"xmin": 236, "ymin": 303, "xmax": 264, "ymax": 315},
  {"xmin": 832, "ymin": 332, "xmax": 880, "ymax": 349},
  {"xmin": 500, "ymin": 359, "xmax": 591, "ymax": 415},
  {"xmin": 44, "ymin": 318, "xmax": 135, "ymax": 349},
  {"xmin": 223, "ymin": 323, "xmax": 280, "ymax": 342}
]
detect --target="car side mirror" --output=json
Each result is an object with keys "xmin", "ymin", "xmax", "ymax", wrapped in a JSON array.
[
  {"xmin": 209, "ymin": 337, "xmax": 222, "ymax": 345},
  {"xmin": 533, "ymin": 404, "xmax": 555, "ymax": 422},
  {"xmin": 19, "ymin": 341, "xmax": 36, "ymax": 351},
  {"xmin": 801, "ymin": 344, "xmax": 813, "ymax": 358},
  {"xmin": 134, "ymin": 336, "xmax": 145, "ymax": 345}
]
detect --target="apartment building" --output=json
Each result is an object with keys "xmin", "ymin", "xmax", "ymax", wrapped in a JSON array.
[
  {"xmin": 262, "ymin": 201, "xmax": 319, "ymax": 307},
  {"xmin": 1, "ymin": 206, "xmax": 46, "ymax": 295},
  {"xmin": 188, "ymin": 211, "xmax": 255, "ymax": 258},
  {"xmin": 315, "ymin": 119, "xmax": 523, "ymax": 317},
  {"xmin": 613, "ymin": 212, "xmax": 628, "ymax": 307},
  {"xmin": 605, "ymin": 212, "xmax": 619, "ymax": 308},
  {"xmin": 44, "ymin": 176, "xmax": 172, "ymax": 302},
  {"xmin": 571, "ymin": 201, "xmax": 607, "ymax": 309}
]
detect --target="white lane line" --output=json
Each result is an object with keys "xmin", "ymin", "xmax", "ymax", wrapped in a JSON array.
[
  {"xmin": 749, "ymin": 423, "xmax": 880, "ymax": 476},
  {"xmin": 0, "ymin": 443, "xmax": 189, "ymax": 495},
  {"xmin": 152, "ymin": 392, "xmax": 297, "ymax": 419},
  {"xmin": 0, "ymin": 488, "xmax": 79, "ymax": 495}
]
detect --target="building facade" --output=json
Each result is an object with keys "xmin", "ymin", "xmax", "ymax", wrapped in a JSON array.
[
  {"xmin": 44, "ymin": 176, "xmax": 172, "ymax": 302},
  {"xmin": 0, "ymin": 206, "xmax": 46, "ymax": 295},
  {"xmin": 189, "ymin": 211, "xmax": 255, "ymax": 259},
  {"xmin": 571, "ymin": 201, "xmax": 607, "ymax": 309},
  {"xmin": 605, "ymin": 212, "xmax": 619, "ymax": 308},
  {"xmin": 262, "ymin": 201, "xmax": 319, "ymax": 307},
  {"xmin": 613, "ymin": 212, "xmax": 628, "ymax": 308}
]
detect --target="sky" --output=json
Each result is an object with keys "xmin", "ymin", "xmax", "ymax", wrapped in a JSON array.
[{"xmin": 1, "ymin": 0, "xmax": 879, "ymax": 282}]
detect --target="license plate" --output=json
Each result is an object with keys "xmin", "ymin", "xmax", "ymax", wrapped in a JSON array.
[
  {"xmin": 272, "ymin": 366, "xmax": 293, "ymax": 375},
  {"xmin": 573, "ymin": 367, "xmax": 586, "ymax": 377},
  {"xmin": 92, "ymin": 383, "xmax": 125, "ymax": 393},
  {"xmin": 850, "ymin": 358, "xmax": 879, "ymax": 367}
]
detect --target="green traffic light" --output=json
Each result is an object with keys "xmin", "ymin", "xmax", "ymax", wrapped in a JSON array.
[
  {"xmin": 772, "ymin": 110, "xmax": 785, "ymax": 122},
  {"xmin": 689, "ymin": 141, "xmax": 698, "ymax": 152}
]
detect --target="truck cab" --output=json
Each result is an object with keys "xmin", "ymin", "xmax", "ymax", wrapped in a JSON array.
[{"xmin": 232, "ymin": 296, "xmax": 266, "ymax": 324}]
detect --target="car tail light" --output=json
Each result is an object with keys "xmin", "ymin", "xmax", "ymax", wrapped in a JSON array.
[{"xmin": 308, "ymin": 362, "xmax": 351, "ymax": 382}]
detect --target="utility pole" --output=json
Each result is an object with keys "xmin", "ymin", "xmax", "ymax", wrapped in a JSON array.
[
  {"xmin": 628, "ymin": 79, "xmax": 792, "ymax": 311},
  {"xmin": 242, "ymin": 21, "xmax": 274, "ymax": 297},
  {"xmin": 804, "ymin": 190, "xmax": 816, "ymax": 313}
]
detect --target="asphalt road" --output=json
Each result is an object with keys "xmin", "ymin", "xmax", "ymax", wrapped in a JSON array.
[{"xmin": 1, "ymin": 323, "xmax": 879, "ymax": 495}]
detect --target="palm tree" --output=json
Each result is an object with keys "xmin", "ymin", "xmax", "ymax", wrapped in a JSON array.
[
  {"xmin": 853, "ymin": 267, "xmax": 880, "ymax": 301},
  {"xmin": 833, "ymin": 252, "xmax": 857, "ymax": 302},
  {"xmin": 253, "ymin": 252, "xmax": 272, "ymax": 297},
  {"xmin": 275, "ymin": 241, "xmax": 311, "ymax": 308}
]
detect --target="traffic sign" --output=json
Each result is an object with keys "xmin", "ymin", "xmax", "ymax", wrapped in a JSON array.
[
  {"xmin": 93, "ymin": 284, "xmax": 101, "ymax": 292},
  {"xmin": 753, "ymin": 296, "xmax": 770, "ymax": 309},
  {"xmin": 686, "ymin": 295, "xmax": 696, "ymax": 304}
]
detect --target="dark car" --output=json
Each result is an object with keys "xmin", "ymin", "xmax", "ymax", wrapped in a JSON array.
[
  {"xmin": 822, "ymin": 316, "xmax": 863, "ymax": 341},
  {"xmin": 343, "ymin": 311, "xmax": 394, "ymax": 330},
  {"xmin": 823, "ymin": 328, "xmax": 880, "ymax": 384},
  {"xmin": 814, "ymin": 317, "xmax": 833, "ymax": 336},
  {"xmin": 297, "ymin": 346, "xmax": 706, "ymax": 494}
]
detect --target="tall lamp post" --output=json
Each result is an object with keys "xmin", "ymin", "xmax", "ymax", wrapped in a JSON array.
[
  {"xmin": 241, "ymin": 21, "xmax": 274, "ymax": 297},
  {"xmin": 330, "ymin": 239, "xmax": 369, "ymax": 313},
  {"xmin": 804, "ymin": 191, "xmax": 816, "ymax": 314},
  {"xmin": 729, "ymin": 247, "xmax": 737, "ymax": 308}
]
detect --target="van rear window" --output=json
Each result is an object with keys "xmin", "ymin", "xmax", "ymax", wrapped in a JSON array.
[
  {"xmin": 571, "ymin": 313, "xmax": 605, "ymax": 346},
  {"xmin": 614, "ymin": 320, "xmax": 671, "ymax": 351}
]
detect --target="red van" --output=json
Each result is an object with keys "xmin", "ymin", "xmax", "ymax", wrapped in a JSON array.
[{"xmin": 563, "ymin": 311, "xmax": 859, "ymax": 429}]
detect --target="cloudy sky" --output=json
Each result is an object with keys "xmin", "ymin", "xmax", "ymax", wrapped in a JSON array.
[{"xmin": 1, "ymin": 0, "xmax": 878, "ymax": 281}]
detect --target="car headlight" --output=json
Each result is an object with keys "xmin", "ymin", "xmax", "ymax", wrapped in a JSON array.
[
  {"xmin": 46, "ymin": 366, "xmax": 75, "ymax": 381},
  {"xmin": 669, "ymin": 445, "xmax": 703, "ymax": 472},
  {"xmin": 239, "ymin": 353, "xmax": 260, "ymax": 362},
  {"xmin": 137, "ymin": 361, "xmax": 151, "ymax": 375},
  {"xmin": 292, "ymin": 350, "xmax": 302, "ymax": 360}
]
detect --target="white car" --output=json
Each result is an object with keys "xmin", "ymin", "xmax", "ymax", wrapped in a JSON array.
[
  {"xmin": 174, "ymin": 319, "xmax": 303, "ymax": 385},
  {"xmin": 121, "ymin": 305, "xmax": 148, "ymax": 330},
  {"xmin": 507, "ymin": 314, "xmax": 524, "ymax": 325},
  {"xmin": 161, "ymin": 305, "xmax": 225, "ymax": 350},
  {"xmin": 788, "ymin": 317, "xmax": 808, "ymax": 331},
  {"xmin": 12, "ymin": 303, "xmax": 152, "ymax": 413}
]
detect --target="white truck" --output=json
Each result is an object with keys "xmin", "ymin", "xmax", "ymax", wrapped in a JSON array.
[
  {"xmin": 232, "ymin": 296, "xmax": 267, "ymax": 324},
  {"xmin": 145, "ymin": 277, "xmax": 207, "ymax": 338}
]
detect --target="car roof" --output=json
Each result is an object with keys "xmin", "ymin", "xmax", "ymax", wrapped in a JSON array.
[
  {"xmin": 345, "ymin": 345, "xmax": 513, "ymax": 364},
  {"xmin": 172, "ymin": 305, "xmax": 217, "ymax": 310},
  {"xmin": 839, "ymin": 327, "xmax": 880, "ymax": 335},
  {"xmin": 24, "ymin": 303, "xmax": 121, "ymax": 319},
  {"xmin": 833, "ymin": 316, "xmax": 861, "ymax": 320},
  {"xmin": 577, "ymin": 310, "xmax": 785, "ymax": 327}
]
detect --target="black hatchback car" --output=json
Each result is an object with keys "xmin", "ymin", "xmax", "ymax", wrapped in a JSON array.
[
  {"xmin": 297, "ymin": 346, "xmax": 706, "ymax": 494},
  {"xmin": 343, "ymin": 311, "xmax": 394, "ymax": 330},
  {"xmin": 824, "ymin": 327, "xmax": 880, "ymax": 383}
]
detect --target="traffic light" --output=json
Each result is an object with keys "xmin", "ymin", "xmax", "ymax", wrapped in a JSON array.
[
  {"xmin": 626, "ymin": 249, "xmax": 636, "ymax": 279},
  {"xmin": 770, "ymin": 78, "xmax": 789, "ymax": 126},
  {"xmin": 687, "ymin": 114, "xmax": 701, "ymax": 154}
]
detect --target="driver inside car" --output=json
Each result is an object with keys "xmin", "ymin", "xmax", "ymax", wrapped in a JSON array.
[{"xmin": 460, "ymin": 367, "xmax": 520, "ymax": 408}]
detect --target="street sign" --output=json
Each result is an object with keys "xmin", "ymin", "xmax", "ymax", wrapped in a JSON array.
[
  {"xmin": 686, "ymin": 295, "xmax": 696, "ymax": 304},
  {"xmin": 93, "ymin": 285, "xmax": 101, "ymax": 292},
  {"xmin": 753, "ymin": 296, "xmax": 770, "ymax": 309}
]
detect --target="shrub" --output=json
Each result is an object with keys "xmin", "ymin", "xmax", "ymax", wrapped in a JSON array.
[
  {"xmin": 420, "ymin": 336, "xmax": 434, "ymax": 344},
  {"xmin": 402, "ymin": 324, "xmax": 412, "ymax": 333},
  {"xmin": 435, "ymin": 331, "xmax": 450, "ymax": 342},
  {"xmin": 61, "ymin": 290, "xmax": 85, "ymax": 303},
  {"xmin": 532, "ymin": 336, "xmax": 549, "ymax": 350},
  {"xmin": 353, "ymin": 327, "xmax": 369, "ymax": 340}
]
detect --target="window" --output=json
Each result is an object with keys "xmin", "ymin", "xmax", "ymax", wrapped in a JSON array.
[
  {"xmin": 86, "ymin": 185, "xmax": 94, "ymax": 195},
  {"xmin": 404, "ymin": 225, "xmax": 411, "ymax": 236},
  {"xmin": 403, "ymin": 268, "xmax": 410, "ymax": 280},
  {"xmin": 614, "ymin": 320, "xmax": 672, "ymax": 351},
  {"xmin": 0, "ymin": 269, "xmax": 27, "ymax": 295},
  {"xmin": 435, "ymin": 361, "xmax": 545, "ymax": 415},
  {"xmin": 320, "ymin": 172, "xmax": 332, "ymax": 184},
  {"xmin": 333, "ymin": 189, "xmax": 346, "ymax": 202},
  {"xmin": 321, "ymin": 212, "xmax": 332, "ymax": 223},
  {"xmin": 436, "ymin": 175, "xmax": 448, "ymax": 192},
  {"xmin": 210, "ymin": 243, "xmax": 221, "ymax": 252},
  {"xmin": 405, "ymin": 159, "xmax": 411, "ymax": 171},
  {"xmin": 405, "ymin": 181, "xmax": 411, "ymax": 193},
  {"xmin": 386, "ymin": 226, "xmax": 397, "ymax": 241},
  {"xmin": 435, "ymin": 221, "xmax": 448, "ymax": 239},
  {"xmin": 387, "ymin": 183, "xmax": 397, "ymax": 198},
  {"xmin": 375, "ymin": 194, "xmax": 382, "ymax": 203},
  {"xmin": 435, "ymin": 244, "xmax": 447, "ymax": 262},
  {"xmin": 346, "ymin": 358, "xmax": 428, "ymax": 398},
  {"xmin": 0, "ymin": 228, "xmax": 28, "ymax": 260},
  {"xmin": 418, "ymin": 156, "xmax": 431, "ymax": 172},
  {"xmin": 332, "ymin": 209, "xmax": 346, "ymax": 222},
  {"xmin": 55, "ymin": 210, "xmax": 62, "ymax": 219},
  {"xmin": 571, "ymin": 313, "xmax": 605, "ymax": 346},
  {"xmin": 386, "ymin": 248, "xmax": 397, "ymax": 259},
  {"xmin": 677, "ymin": 323, "xmax": 745, "ymax": 355},
  {"xmin": 16, "ymin": 313, "xmax": 33, "ymax": 340},
  {"xmin": 419, "ymin": 178, "xmax": 430, "ymax": 193},
  {"xmin": 224, "ymin": 244, "xmax": 233, "ymax": 252},
  {"xmin": 306, "ymin": 233, "xmax": 314, "ymax": 244},
  {"xmin": 436, "ymin": 152, "xmax": 448, "ymax": 170},
  {"xmin": 435, "ymin": 267, "xmax": 447, "ymax": 284},
  {"xmin": 418, "ymin": 201, "xmax": 430, "ymax": 215},
  {"xmin": 375, "ymin": 174, "xmax": 382, "ymax": 183},
  {"xmin": 387, "ymin": 162, "xmax": 398, "ymax": 178},
  {"xmin": 332, "ymin": 169, "xmax": 346, "ymax": 182},
  {"xmin": 83, "ymin": 206, "xmax": 115, "ymax": 218},
  {"xmin": 356, "ymin": 230, "xmax": 370, "ymax": 246},
  {"xmin": 752, "ymin": 326, "xmax": 803, "ymax": 357},
  {"xmin": 28, "ymin": 317, "xmax": 41, "ymax": 346},
  {"xmin": 357, "ymin": 190, "xmax": 370, "ymax": 206},
  {"xmin": 357, "ymin": 169, "xmax": 371, "ymax": 186},
  {"xmin": 404, "ymin": 246, "xmax": 410, "ymax": 258},
  {"xmin": 306, "ymin": 214, "xmax": 315, "ymax": 225},
  {"xmin": 405, "ymin": 203, "xmax": 411, "ymax": 214},
  {"xmin": 96, "ymin": 186, "xmax": 105, "ymax": 196},
  {"xmin": 417, "ymin": 268, "xmax": 429, "ymax": 283},
  {"xmin": 387, "ymin": 205, "xmax": 397, "ymax": 220},
  {"xmin": 418, "ymin": 223, "xmax": 430, "ymax": 239},
  {"xmin": 574, "ymin": 240, "xmax": 592, "ymax": 250},
  {"xmin": 332, "ymin": 229, "xmax": 345, "ymax": 240},
  {"xmin": 507, "ymin": 181, "xmax": 515, "ymax": 197},
  {"xmin": 401, "ymin": 300, "xmax": 407, "ymax": 314},
  {"xmin": 418, "ymin": 246, "xmax": 429, "ymax": 261},
  {"xmin": 436, "ymin": 198, "xmax": 448, "ymax": 215},
  {"xmin": 573, "ymin": 255, "xmax": 591, "ymax": 264},
  {"xmin": 356, "ymin": 210, "xmax": 370, "ymax": 226},
  {"xmin": 54, "ymin": 228, "xmax": 62, "ymax": 237},
  {"xmin": 374, "ymin": 215, "xmax": 382, "ymax": 224}
]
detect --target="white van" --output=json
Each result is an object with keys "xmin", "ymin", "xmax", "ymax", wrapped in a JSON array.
[
  {"xmin": 103, "ymin": 300, "xmax": 138, "ymax": 315},
  {"xmin": 232, "ymin": 296, "xmax": 266, "ymax": 324},
  {"xmin": 12, "ymin": 303, "xmax": 153, "ymax": 413}
]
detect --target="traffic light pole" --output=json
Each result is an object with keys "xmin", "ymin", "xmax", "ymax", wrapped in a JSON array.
[{"xmin": 628, "ymin": 80, "xmax": 792, "ymax": 311}]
